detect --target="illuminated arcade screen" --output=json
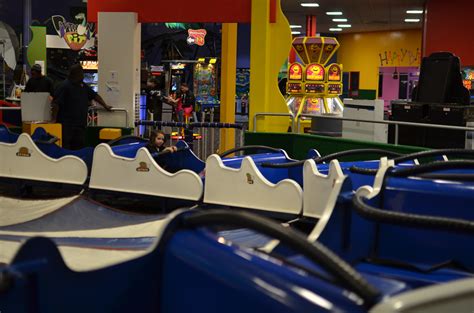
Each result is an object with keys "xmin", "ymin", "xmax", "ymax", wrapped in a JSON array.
[
  {"xmin": 327, "ymin": 84, "xmax": 342, "ymax": 95},
  {"xmin": 305, "ymin": 83, "xmax": 325, "ymax": 94},
  {"xmin": 306, "ymin": 64, "xmax": 325, "ymax": 81},
  {"xmin": 327, "ymin": 64, "xmax": 342, "ymax": 82},
  {"xmin": 289, "ymin": 63, "xmax": 304, "ymax": 81},
  {"xmin": 83, "ymin": 73, "xmax": 98, "ymax": 92},
  {"xmin": 80, "ymin": 60, "xmax": 99, "ymax": 70},
  {"xmin": 287, "ymin": 83, "xmax": 303, "ymax": 93},
  {"xmin": 302, "ymin": 97, "xmax": 323, "ymax": 114}
]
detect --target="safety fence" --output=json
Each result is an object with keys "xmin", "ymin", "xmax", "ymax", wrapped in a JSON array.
[
  {"xmin": 252, "ymin": 112, "xmax": 474, "ymax": 146},
  {"xmin": 136, "ymin": 120, "xmax": 245, "ymax": 160},
  {"xmin": 297, "ymin": 113, "xmax": 474, "ymax": 146}
]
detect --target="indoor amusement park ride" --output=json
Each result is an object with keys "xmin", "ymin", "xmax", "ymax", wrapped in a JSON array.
[
  {"xmin": 2, "ymin": 122, "xmax": 474, "ymax": 312},
  {"xmin": 286, "ymin": 36, "xmax": 344, "ymax": 132}
]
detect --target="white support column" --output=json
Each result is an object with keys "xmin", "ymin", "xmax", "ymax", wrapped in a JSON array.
[{"xmin": 98, "ymin": 12, "xmax": 141, "ymax": 128}]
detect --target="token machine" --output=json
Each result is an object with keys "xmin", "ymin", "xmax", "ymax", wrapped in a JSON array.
[{"xmin": 286, "ymin": 36, "xmax": 344, "ymax": 132}]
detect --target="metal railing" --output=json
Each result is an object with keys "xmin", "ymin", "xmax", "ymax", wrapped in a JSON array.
[
  {"xmin": 253, "ymin": 112, "xmax": 295, "ymax": 132},
  {"xmin": 88, "ymin": 107, "xmax": 129, "ymax": 127},
  {"xmin": 136, "ymin": 120, "xmax": 245, "ymax": 160},
  {"xmin": 296, "ymin": 113, "xmax": 474, "ymax": 145},
  {"xmin": 0, "ymin": 107, "xmax": 21, "ymax": 111}
]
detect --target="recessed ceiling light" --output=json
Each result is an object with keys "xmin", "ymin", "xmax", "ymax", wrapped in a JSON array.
[
  {"xmin": 406, "ymin": 10, "xmax": 423, "ymax": 14},
  {"xmin": 337, "ymin": 24, "xmax": 352, "ymax": 28},
  {"xmin": 291, "ymin": 31, "xmax": 301, "ymax": 35},
  {"xmin": 329, "ymin": 28, "xmax": 342, "ymax": 31},
  {"xmin": 290, "ymin": 25, "xmax": 302, "ymax": 28},
  {"xmin": 332, "ymin": 18, "xmax": 347, "ymax": 22},
  {"xmin": 404, "ymin": 18, "xmax": 420, "ymax": 22},
  {"xmin": 301, "ymin": 3, "xmax": 319, "ymax": 7},
  {"xmin": 326, "ymin": 11, "xmax": 343, "ymax": 15}
]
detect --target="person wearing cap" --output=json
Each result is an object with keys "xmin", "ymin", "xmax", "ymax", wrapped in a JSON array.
[
  {"xmin": 24, "ymin": 63, "xmax": 54, "ymax": 96},
  {"xmin": 145, "ymin": 77, "xmax": 165, "ymax": 122},
  {"xmin": 52, "ymin": 64, "xmax": 112, "ymax": 150}
]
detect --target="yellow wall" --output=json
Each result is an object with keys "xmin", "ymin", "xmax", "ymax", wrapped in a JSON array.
[{"xmin": 337, "ymin": 29, "xmax": 422, "ymax": 91}]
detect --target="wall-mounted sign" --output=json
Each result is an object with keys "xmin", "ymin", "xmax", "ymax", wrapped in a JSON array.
[
  {"xmin": 187, "ymin": 29, "xmax": 207, "ymax": 46},
  {"xmin": 52, "ymin": 14, "xmax": 95, "ymax": 51}
]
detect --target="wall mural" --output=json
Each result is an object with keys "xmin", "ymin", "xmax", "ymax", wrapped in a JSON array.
[{"xmin": 379, "ymin": 48, "xmax": 421, "ymax": 67}]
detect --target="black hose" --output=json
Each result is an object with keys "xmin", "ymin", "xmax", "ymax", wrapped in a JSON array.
[
  {"xmin": 183, "ymin": 210, "xmax": 381, "ymax": 306},
  {"xmin": 349, "ymin": 166, "xmax": 378, "ymax": 175},
  {"xmin": 314, "ymin": 149, "xmax": 402, "ymax": 164},
  {"xmin": 261, "ymin": 149, "xmax": 402, "ymax": 169},
  {"xmin": 261, "ymin": 159, "xmax": 306, "ymax": 168},
  {"xmin": 352, "ymin": 193, "xmax": 474, "ymax": 234},
  {"xmin": 350, "ymin": 151, "xmax": 474, "ymax": 176},
  {"xmin": 218, "ymin": 145, "xmax": 283, "ymax": 158},
  {"xmin": 393, "ymin": 149, "xmax": 474, "ymax": 164},
  {"xmin": 388, "ymin": 160, "xmax": 474, "ymax": 178}
]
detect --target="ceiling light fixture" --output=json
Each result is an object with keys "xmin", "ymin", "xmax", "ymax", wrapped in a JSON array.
[
  {"xmin": 337, "ymin": 24, "xmax": 352, "ymax": 28},
  {"xmin": 329, "ymin": 28, "xmax": 342, "ymax": 32},
  {"xmin": 291, "ymin": 31, "xmax": 301, "ymax": 35},
  {"xmin": 406, "ymin": 10, "xmax": 423, "ymax": 14},
  {"xmin": 332, "ymin": 18, "xmax": 347, "ymax": 22},
  {"xmin": 301, "ymin": 3, "xmax": 319, "ymax": 7},
  {"xmin": 404, "ymin": 18, "xmax": 420, "ymax": 22},
  {"xmin": 290, "ymin": 25, "xmax": 302, "ymax": 28},
  {"xmin": 326, "ymin": 11, "xmax": 343, "ymax": 15}
]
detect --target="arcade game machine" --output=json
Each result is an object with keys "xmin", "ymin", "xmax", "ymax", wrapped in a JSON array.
[
  {"xmin": 301, "ymin": 63, "xmax": 325, "ymax": 115},
  {"xmin": 286, "ymin": 62, "xmax": 305, "ymax": 119},
  {"xmin": 325, "ymin": 63, "xmax": 344, "ymax": 112},
  {"xmin": 462, "ymin": 67, "xmax": 474, "ymax": 103},
  {"xmin": 235, "ymin": 68, "xmax": 250, "ymax": 123},
  {"xmin": 287, "ymin": 36, "xmax": 343, "ymax": 132},
  {"xmin": 80, "ymin": 57, "xmax": 99, "ymax": 92},
  {"xmin": 167, "ymin": 62, "xmax": 187, "ymax": 95},
  {"xmin": 194, "ymin": 58, "xmax": 219, "ymax": 112}
]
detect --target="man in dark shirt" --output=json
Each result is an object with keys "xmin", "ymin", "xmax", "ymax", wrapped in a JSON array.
[
  {"xmin": 146, "ymin": 77, "xmax": 164, "ymax": 122},
  {"xmin": 52, "ymin": 64, "xmax": 112, "ymax": 150},
  {"xmin": 24, "ymin": 64, "xmax": 55, "ymax": 96}
]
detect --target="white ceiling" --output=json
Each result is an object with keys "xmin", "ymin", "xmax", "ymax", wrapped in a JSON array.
[{"xmin": 281, "ymin": 0, "xmax": 426, "ymax": 34}]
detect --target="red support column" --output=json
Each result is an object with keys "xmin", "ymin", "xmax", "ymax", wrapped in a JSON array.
[
  {"xmin": 289, "ymin": 47, "xmax": 297, "ymax": 63},
  {"xmin": 306, "ymin": 15, "xmax": 317, "ymax": 37}
]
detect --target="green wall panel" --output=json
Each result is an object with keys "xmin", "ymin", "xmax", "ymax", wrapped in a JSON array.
[
  {"xmin": 27, "ymin": 26, "xmax": 47, "ymax": 69},
  {"xmin": 356, "ymin": 89, "xmax": 377, "ymax": 100}
]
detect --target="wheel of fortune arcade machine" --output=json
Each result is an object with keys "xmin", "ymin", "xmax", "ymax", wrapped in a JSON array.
[{"xmin": 290, "ymin": 36, "xmax": 344, "ymax": 134}]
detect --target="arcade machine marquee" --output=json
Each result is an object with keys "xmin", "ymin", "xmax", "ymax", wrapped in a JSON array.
[{"xmin": 287, "ymin": 36, "xmax": 343, "ymax": 132}]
